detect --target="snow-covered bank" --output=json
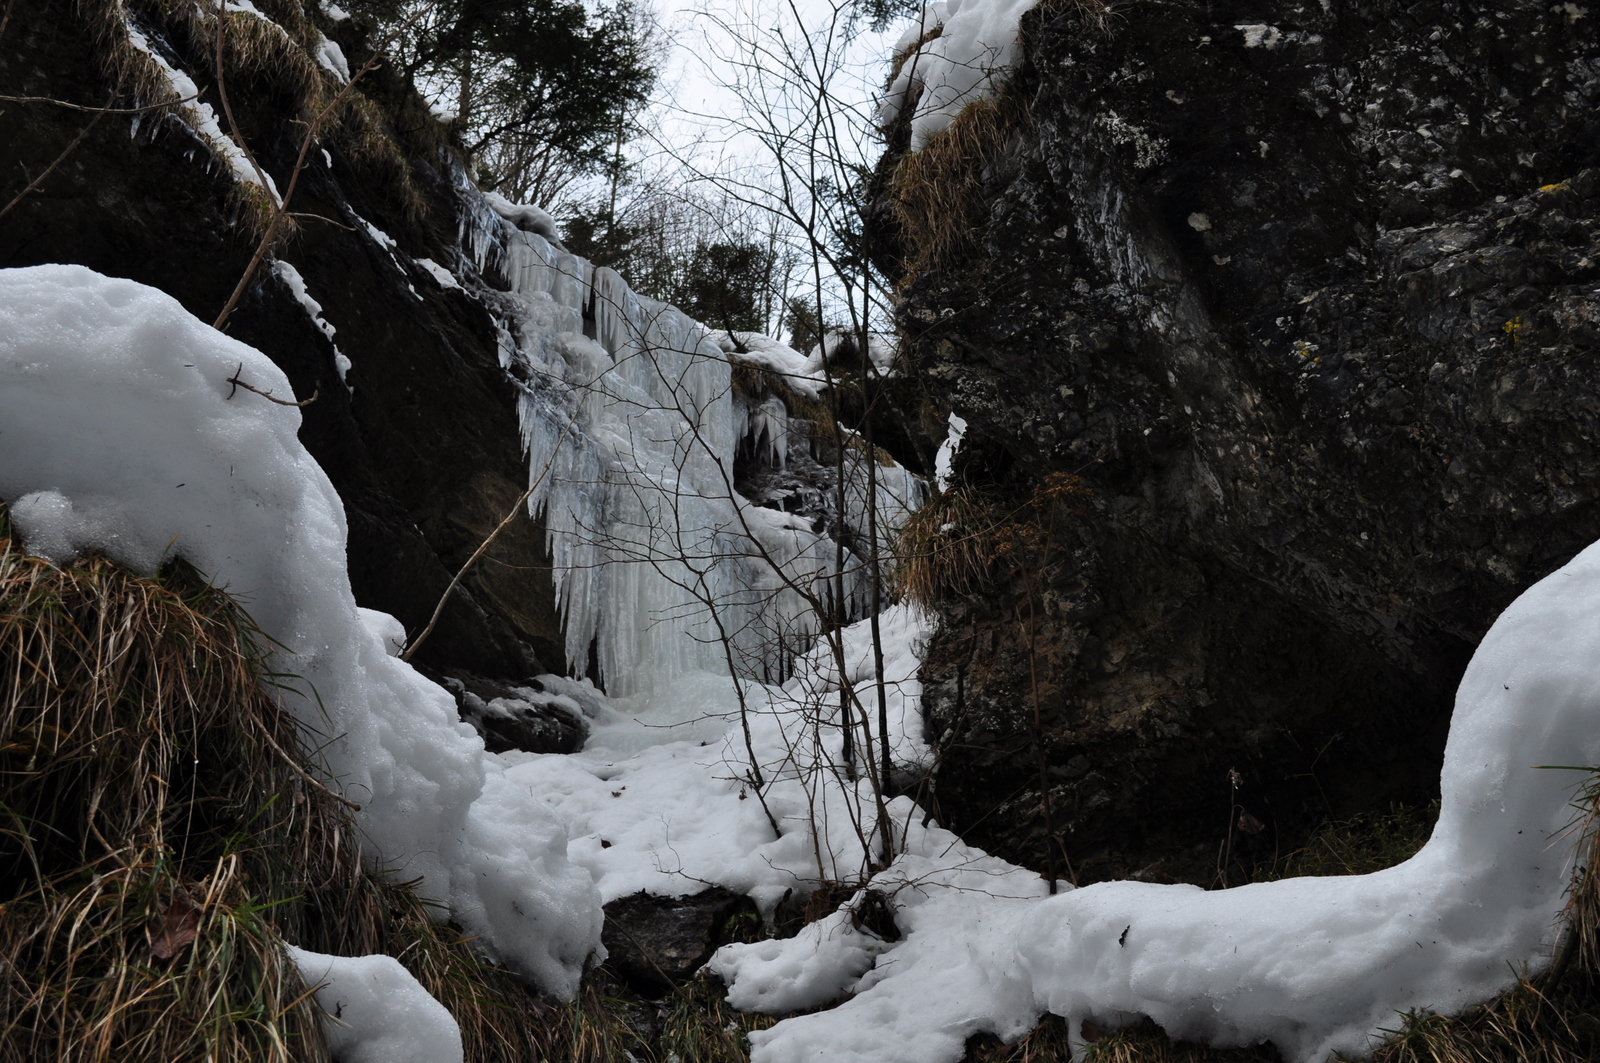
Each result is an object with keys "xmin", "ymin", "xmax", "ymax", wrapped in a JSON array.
[
  {"xmin": 711, "ymin": 541, "xmax": 1600, "ymax": 1063},
  {"xmin": 0, "ymin": 264, "xmax": 601, "ymax": 997}
]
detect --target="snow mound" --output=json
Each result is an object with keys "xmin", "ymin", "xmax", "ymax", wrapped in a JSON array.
[
  {"xmin": 483, "ymin": 190, "xmax": 561, "ymax": 242},
  {"xmin": 880, "ymin": 0, "xmax": 1040, "ymax": 150},
  {"xmin": 0, "ymin": 264, "xmax": 602, "ymax": 998},
  {"xmin": 716, "ymin": 537, "xmax": 1600, "ymax": 1063},
  {"xmin": 716, "ymin": 331, "xmax": 826, "ymax": 399},
  {"xmin": 287, "ymin": 947, "xmax": 463, "ymax": 1063}
]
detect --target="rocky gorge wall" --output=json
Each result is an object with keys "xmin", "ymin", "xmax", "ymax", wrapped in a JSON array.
[
  {"xmin": 883, "ymin": 0, "xmax": 1600, "ymax": 884},
  {"xmin": 0, "ymin": 0, "xmax": 567, "ymax": 692}
]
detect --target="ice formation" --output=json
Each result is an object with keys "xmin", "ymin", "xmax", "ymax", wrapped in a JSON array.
[
  {"xmin": 708, "ymin": 538, "xmax": 1600, "ymax": 1063},
  {"xmin": 287, "ymin": 947, "xmax": 463, "ymax": 1063},
  {"xmin": 0, "ymin": 265, "xmax": 602, "ymax": 997},
  {"xmin": 468, "ymin": 202, "xmax": 924, "ymax": 696},
  {"xmin": 880, "ymin": 0, "xmax": 1041, "ymax": 149}
]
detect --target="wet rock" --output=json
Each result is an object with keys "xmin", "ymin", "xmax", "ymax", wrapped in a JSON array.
[
  {"xmin": 601, "ymin": 888, "xmax": 760, "ymax": 994},
  {"xmin": 439, "ymin": 673, "xmax": 589, "ymax": 755}
]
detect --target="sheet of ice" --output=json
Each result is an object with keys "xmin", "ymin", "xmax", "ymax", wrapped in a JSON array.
[
  {"xmin": 270, "ymin": 259, "xmax": 352, "ymax": 385},
  {"xmin": 287, "ymin": 947, "xmax": 463, "ymax": 1063},
  {"xmin": 880, "ymin": 0, "xmax": 1040, "ymax": 150},
  {"xmin": 125, "ymin": 23, "xmax": 282, "ymax": 202},
  {"xmin": 934, "ymin": 412, "xmax": 967, "ymax": 490},
  {"xmin": 712, "ymin": 537, "xmax": 1600, "ymax": 1063},
  {"xmin": 0, "ymin": 265, "xmax": 602, "ymax": 998}
]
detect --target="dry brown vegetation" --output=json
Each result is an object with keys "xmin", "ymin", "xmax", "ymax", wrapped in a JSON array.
[
  {"xmin": 0, "ymin": 524, "xmax": 619, "ymax": 1061},
  {"xmin": 888, "ymin": 91, "xmax": 1033, "ymax": 282},
  {"xmin": 893, "ymin": 472, "xmax": 1089, "ymax": 606}
]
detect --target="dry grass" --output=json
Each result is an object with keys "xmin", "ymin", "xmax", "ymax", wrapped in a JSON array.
[
  {"xmin": 0, "ymin": 521, "xmax": 583, "ymax": 1061},
  {"xmin": 889, "ymin": 90, "xmax": 1033, "ymax": 282},
  {"xmin": 0, "ymin": 536, "xmax": 349, "ymax": 1061},
  {"xmin": 64, "ymin": 0, "xmax": 441, "ymax": 241},
  {"xmin": 893, "ymin": 473, "xmax": 1088, "ymax": 606}
]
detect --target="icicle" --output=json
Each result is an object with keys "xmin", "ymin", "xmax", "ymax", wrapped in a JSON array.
[{"xmin": 479, "ymin": 214, "xmax": 922, "ymax": 696}]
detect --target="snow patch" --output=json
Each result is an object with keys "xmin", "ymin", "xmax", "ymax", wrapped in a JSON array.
[
  {"xmin": 1236, "ymin": 23, "xmax": 1284, "ymax": 48},
  {"xmin": 315, "ymin": 33, "xmax": 350, "ymax": 82},
  {"xmin": 933, "ymin": 412, "xmax": 967, "ymax": 491},
  {"xmin": 483, "ymin": 191, "xmax": 561, "ymax": 242},
  {"xmin": 270, "ymin": 259, "xmax": 351, "ymax": 386},
  {"xmin": 880, "ymin": 0, "xmax": 1037, "ymax": 149},
  {"xmin": 416, "ymin": 257, "xmax": 463, "ymax": 290},
  {"xmin": 286, "ymin": 947, "xmax": 463, "ymax": 1063}
]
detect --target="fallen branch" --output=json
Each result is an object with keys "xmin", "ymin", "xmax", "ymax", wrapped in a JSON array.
[{"xmin": 0, "ymin": 93, "xmax": 198, "ymax": 113}]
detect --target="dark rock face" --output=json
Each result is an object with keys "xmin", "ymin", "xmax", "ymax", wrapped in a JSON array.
[
  {"xmin": 890, "ymin": 1, "xmax": 1600, "ymax": 883},
  {"xmin": 601, "ymin": 888, "xmax": 759, "ymax": 993},
  {"xmin": 0, "ymin": 0, "xmax": 565, "ymax": 682}
]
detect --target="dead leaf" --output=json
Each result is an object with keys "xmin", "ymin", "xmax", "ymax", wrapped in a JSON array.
[
  {"xmin": 1237, "ymin": 809, "xmax": 1266, "ymax": 835},
  {"xmin": 149, "ymin": 887, "xmax": 200, "ymax": 961}
]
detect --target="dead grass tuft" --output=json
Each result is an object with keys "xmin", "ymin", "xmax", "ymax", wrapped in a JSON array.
[
  {"xmin": 894, "ymin": 473, "xmax": 1088, "ymax": 607},
  {"xmin": 889, "ymin": 90, "xmax": 1032, "ymax": 282},
  {"xmin": 0, "ymin": 516, "xmax": 565, "ymax": 1061}
]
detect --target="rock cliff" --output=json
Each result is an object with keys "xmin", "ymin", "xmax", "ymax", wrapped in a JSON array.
[
  {"xmin": 883, "ymin": 0, "xmax": 1600, "ymax": 884},
  {"xmin": 0, "ymin": 0, "xmax": 566, "ymax": 687}
]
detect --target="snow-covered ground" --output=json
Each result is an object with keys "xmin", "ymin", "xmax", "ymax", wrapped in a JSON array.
[{"xmin": 2, "ymin": 204, "xmax": 1596, "ymax": 1061}]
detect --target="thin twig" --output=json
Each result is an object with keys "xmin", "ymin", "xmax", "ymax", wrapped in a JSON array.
[
  {"xmin": 226, "ymin": 363, "xmax": 319, "ymax": 406},
  {"xmin": 257, "ymin": 725, "xmax": 362, "ymax": 810},
  {"xmin": 0, "ymin": 93, "xmax": 198, "ymax": 113},
  {"xmin": 0, "ymin": 91, "xmax": 114, "ymax": 224}
]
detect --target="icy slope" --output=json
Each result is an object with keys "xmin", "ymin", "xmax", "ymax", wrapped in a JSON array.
[{"xmin": 0, "ymin": 264, "xmax": 602, "ymax": 997}]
